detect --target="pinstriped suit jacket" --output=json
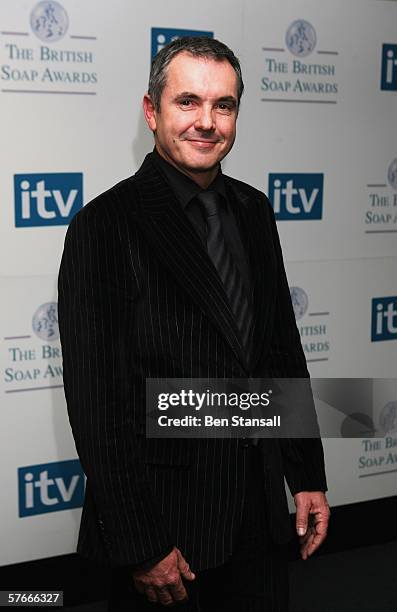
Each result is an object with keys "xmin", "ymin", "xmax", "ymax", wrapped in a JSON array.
[{"xmin": 58, "ymin": 152, "xmax": 327, "ymax": 571}]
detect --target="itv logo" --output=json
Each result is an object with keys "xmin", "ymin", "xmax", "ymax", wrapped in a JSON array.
[
  {"xmin": 151, "ymin": 28, "xmax": 213, "ymax": 59},
  {"xmin": 14, "ymin": 173, "xmax": 83, "ymax": 227},
  {"xmin": 381, "ymin": 44, "xmax": 397, "ymax": 91},
  {"xmin": 18, "ymin": 459, "xmax": 85, "ymax": 517},
  {"xmin": 371, "ymin": 296, "xmax": 397, "ymax": 342},
  {"xmin": 268, "ymin": 173, "xmax": 324, "ymax": 220}
]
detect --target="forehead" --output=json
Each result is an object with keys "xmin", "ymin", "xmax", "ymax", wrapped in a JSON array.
[{"xmin": 164, "ymin": 52, "xmax": 238, "ymax": 97}]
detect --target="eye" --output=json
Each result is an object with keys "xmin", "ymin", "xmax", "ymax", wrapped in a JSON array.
[
  {"xmin": 179, "ymin": 98, "xmax": 193, "ymax": 107},
  {"xmin": 216, "ymin": 102, "xmax": 234, "ymax": 112}
]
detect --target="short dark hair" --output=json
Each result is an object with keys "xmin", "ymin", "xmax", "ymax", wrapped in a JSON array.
[{"xmin": 148, "ymin": 36, "xmax": 244, "ymax": 111}]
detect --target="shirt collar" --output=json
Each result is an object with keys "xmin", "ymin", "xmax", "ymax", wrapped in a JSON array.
[{"xmin": 151, "ymin": 147, "xmax": 227, "ymax": 210}]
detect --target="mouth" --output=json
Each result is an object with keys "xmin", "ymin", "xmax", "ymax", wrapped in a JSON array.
[{"xmin": 182, "ymin": 138, "xmax": 222, "ymax": 149}]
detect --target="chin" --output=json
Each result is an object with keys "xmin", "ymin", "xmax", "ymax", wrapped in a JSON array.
[
  {"xmin": 183, "ymin": 154, "xmax": 221, "ymax": 170},
  {"xmin": 183, "ymin": 161, "xmax": 219, "ymax": 173}
]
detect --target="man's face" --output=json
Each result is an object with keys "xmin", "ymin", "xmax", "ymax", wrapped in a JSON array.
[{"xmin": 143, "ymin": 52, "xmax": 239, "ymax": 186}]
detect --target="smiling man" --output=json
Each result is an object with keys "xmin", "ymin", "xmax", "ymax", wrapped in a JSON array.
[
  {"xmin": 58, "ymin": 37, "xmax": 330, "ymax": 611},
  {"xmin": 143, "ymin": 50, "xmax": 238, "ymax": 187}
]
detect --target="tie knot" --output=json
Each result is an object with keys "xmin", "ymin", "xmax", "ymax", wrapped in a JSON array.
[{"xmin": 196, "ymin": 190, "xmax": 221, "ymax": 218}]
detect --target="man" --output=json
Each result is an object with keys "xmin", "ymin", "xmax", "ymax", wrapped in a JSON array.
[{"xmin": 58, "ymin": 37, "xmax": 330, "ymax": 611}]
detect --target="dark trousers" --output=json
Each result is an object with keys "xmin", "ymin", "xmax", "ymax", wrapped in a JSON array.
[{"xmin": 108, "ymin": 446, "xmax": 289, "ymax": 611}]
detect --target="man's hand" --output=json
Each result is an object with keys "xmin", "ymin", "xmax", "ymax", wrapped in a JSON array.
[
  {"xmin": 294, "ymin": 491, "xmax": 330, "ymax": 560},
  {"xmin": 132, "ymin": 547, "xmax": 195, "ymax": 606}
]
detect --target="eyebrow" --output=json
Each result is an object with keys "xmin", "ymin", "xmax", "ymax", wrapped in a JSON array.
[{"xmin": 174, "ymin": 92, "xmax": 237, "ymax": 106}]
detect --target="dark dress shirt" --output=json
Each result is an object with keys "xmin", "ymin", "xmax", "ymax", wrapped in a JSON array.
[{"xmin": 151, "ymin": 148, "xmax": 251, "ymax": 296}]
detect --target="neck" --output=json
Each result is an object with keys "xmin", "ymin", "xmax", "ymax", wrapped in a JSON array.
[{"xmin": 154, "ymin": 144, "xmax": 219, "ymax": 189}]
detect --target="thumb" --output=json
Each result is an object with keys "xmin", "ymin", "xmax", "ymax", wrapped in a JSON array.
[
  {"xmin": 295, "ymin": 501, "xmax": 310, "ymax": 537},
  {"xmin": 176, "ymin": 548, "xmax": 196, "ymax": 581}
]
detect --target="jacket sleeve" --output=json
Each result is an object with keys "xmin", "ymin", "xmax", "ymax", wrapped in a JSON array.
[
  {"xmin": 58, "ymin": 201, "xmax": 173, "ymax": 566},
  {"xmin": 265, "ymin": 200, "xmax": 328, "ymax": 495}
]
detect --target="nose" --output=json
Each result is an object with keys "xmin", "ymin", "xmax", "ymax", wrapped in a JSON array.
[{"xmin": 194, "ymin": 104, "xmax": 216, "ymax": 132}]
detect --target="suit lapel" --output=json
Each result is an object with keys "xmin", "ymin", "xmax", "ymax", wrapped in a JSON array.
[
  {"xmin": 133, "ymin": 154, "xmax": 248, "ymax": 372},
  {"xmin": 225, "ymin": 180, "xmax": 277, "ymax": 372}
]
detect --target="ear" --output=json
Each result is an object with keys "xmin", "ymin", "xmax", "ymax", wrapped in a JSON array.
[{"xmin": 143, "ymin": 94, "xmax": 157, "ymax": 132}]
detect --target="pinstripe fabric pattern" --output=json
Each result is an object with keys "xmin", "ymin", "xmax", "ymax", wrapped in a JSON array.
[{"xmin": 58, "ymin": 153, "xmax": 327, "ymax": 572}]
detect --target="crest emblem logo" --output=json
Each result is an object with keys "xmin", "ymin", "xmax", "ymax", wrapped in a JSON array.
[
  {"xmin": 286, "ymin": 20, "xmax": 317, "ymax": 58},
  {"xmin": 379, "ymin": 401, "xmax": 397, "ymax": 435},
  {"xmin": 32, "ymin": 302, "xmax": 59, "ymax": 341},
  {"xmin": 30, "ymin": 1, "xmax": 69, "ymax": 43},
  {"xmin": 290, "ymin": 287, "xmax": 309, "ymax": 320},
  {"xmin": 387, "ymin": 158, "xmax": 397, "ymax": 191}
]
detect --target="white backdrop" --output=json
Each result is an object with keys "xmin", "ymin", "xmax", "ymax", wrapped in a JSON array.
[{"xmin": 1, "ymin": 0, "xmax": 396, "ymax": 565}]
